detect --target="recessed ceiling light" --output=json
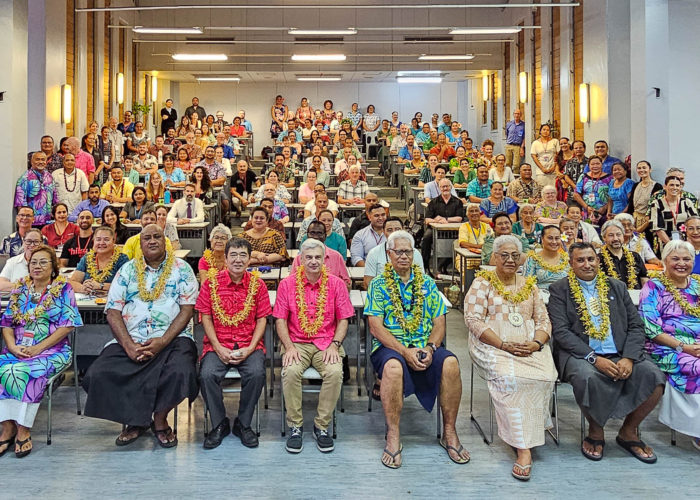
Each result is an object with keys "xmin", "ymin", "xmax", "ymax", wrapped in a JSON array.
[
  {"xmin": 449, "ymin": 27, "xmax": 521, "ymax": 35},
  {"xmin": 396, "ymin": 77, "xmax": 443, "ymax": 84},
  {"xmin": 172, "ymin": 53, "xmax": 228, "ymax": 61},
  {"xmin": 133, "ymin": 26, "xmax": 203, "ymax": 34},
  {"xmin": 289, "ymin": 28, "xmax": 357, "ymax": 36},
  {"xmin": 418, "ymin": 55, "xmax": 475, "ymax": 61},
  {"xmin": 297, "ymin": 76, "xmax": 342, "ymax": 81},
  {"xmin": 196, "ymin": 76, "xmax": 240, "ymax": 81},
  {"xmin": 291, "ymin": 54, "xmax": 346, "ymax": 62},
  {"xmin": 397, "ymin": 70, "xmax": 442, "ymax": 76}
]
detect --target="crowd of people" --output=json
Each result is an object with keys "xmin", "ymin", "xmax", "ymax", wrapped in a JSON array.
[{"xmin": 0, "ymin": 100, "xmax": 697, "ymax": 483}]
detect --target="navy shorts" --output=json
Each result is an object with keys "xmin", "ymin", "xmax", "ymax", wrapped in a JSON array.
[{"xmin": 371, "ymin": 346, "xmax": 457, "ymax": 412}]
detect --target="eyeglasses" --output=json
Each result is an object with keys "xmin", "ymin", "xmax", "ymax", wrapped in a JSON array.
[
  {"xmin": 227, "ymin": 252, "xmax": 249, "ymax": 260},
  {"xmin": 29, "ymin": 259, "xmax": 51, "ymax": 268},
  {"xmin": 211, "ymin": 235, "xmax": 229, "ymax": 241},
  {"xmin": 390, "ymin": 249, "xmax": 412, "ymax": 257},
  {"xmin": 18, "ymin": 214, "xmax": 34, "ymax": 219},
  {"xmin": 24, "ymin": 239, "xmax": 42, "ymax": 246},
  {"xmin": 496, "ymin": 252, "xmax": 521, "ymax": 262}
]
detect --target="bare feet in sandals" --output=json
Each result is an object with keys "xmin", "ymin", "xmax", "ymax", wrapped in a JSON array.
[
  {"xmin": 440, "ymin": 429, "xmax": 470, "ymax": 464},
  {"xmin": 512, "ymin": 449, "xmax": 532, "ymax": 481},
  {"xmin": 382, "ymin": 428, "xmax": 402, "ymax": 468}
]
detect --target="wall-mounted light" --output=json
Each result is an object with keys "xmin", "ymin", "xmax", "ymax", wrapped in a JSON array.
[
  {"xmin": 151, "ymin": 75, "xmax": 158, "ymax": 102},
  {"xmin": 518, "ymin": 71, "xmax": 528, "ymax": 104},
  {"xmin": 117, "ymin": 72, "xmax": 124, "ymax": 104},
  {"xmin": 579, "ymin": 83, "xmax": 590, "ymax": 123},
  {"xmin": 482, "ymin": 75, "xmax": 489, "ymax": 102},
  {"xmin": 61, "ymin": 84, "xmax": 71, "ymax": 124}
]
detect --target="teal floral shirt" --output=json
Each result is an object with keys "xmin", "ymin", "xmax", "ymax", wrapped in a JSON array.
[{"xmin": 364, "ymin": 266, "xmax": 447, "ymax": 353}]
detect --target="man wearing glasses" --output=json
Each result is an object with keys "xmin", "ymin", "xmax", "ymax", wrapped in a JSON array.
[
  {"xmin": 1, "ymin": 207, "xmax": 37, "ymax": 257},
  {"xmin": 0, "ymin": 228, "xmax": 43, "ymax": 291}
]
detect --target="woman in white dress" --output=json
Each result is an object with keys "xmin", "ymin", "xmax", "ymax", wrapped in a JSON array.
[{"xmin": 530, "ymin": 124, "xmax": 560, "ymax": 187}]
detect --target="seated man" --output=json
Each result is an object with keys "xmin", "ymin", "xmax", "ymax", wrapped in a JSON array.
[
  {"xmin": 122, "ymin": 209, "xmax": 174, "ymax": 259},
  {"xmin": 196, "ymin": 237, "xmax": 271, "ymax": 449},
  {"xmin": 1, "ymin": 207, "xmax": 35, "ymax": 257},
  {"xmin": 598, "ymin": 220, "xmax": 648, "ymax": 290},
  {"xmin": 365, "ymin": 230, "xmax": 470, "ymax": 468},
  {"xmin": 297, "ymin": 192, "xmax": 344, "ymax": 243},
  {"xmin": 466, "ymin": 165, "xmax": 493, "ymax": 204},
  {"xmin": 292, "ymin": 220, "xmax": 350, "ymax": 288},
  {"xmin": 100, "ymin": 165, "xmax": 135, "ymax": 204},
  {"xmin": 614, "ymin": 213, "xmax": 663, "ymax": 267},
  {"xmin": 83, "ymin": 224, "xmax": 199, "ymax": 448},
  {"xmin": 337, "ymin": 165, "xmax": 369, "ymax": 205},
  {"xmin": 429, "ymin": 133, "xmax": 456, "ymax": 162},
  {"xmin": 348, "ymin": 192, "xmax": 381, "ymax": 240},
  {"xmin": 363, "ymin": 217, "xmax": 424, "ymax": 289},
  {"xmin": 424, "ymin": 164, "xmax": 458, "ymax": 203},
  {"xmin": 69, "ymin": 184, "xmax": 110, "ymax": 222},
  {"xmin": 0, "ymin": 228, "xmax": 42, "ymax": 291},
  {"xmin": 507, "ymin": 163, "xmax": 543, "ymax": 204},
  {"xmin": 167, "ymin": 184, "xmax": 205, "ymax": 224},
  {"xmin": 548, "ymin": 242, "xmax": 665, "ymax": 463},
  {"xmin": 422, "ymin": 179, "xmax": 465, "ymax": 275},
  {"xmin": 273, "ymin": 238, "xmax": 354, "ymax": 453},
  {"xmin": 303, "ymin": 185, "xmax": 339, "ymax": 218},
  {"xmin": 133, "ymin": 142, "xmax": 159, "ymax": 175},
  {"xmin": 60, "ymin": 210, "xmax": 94, "ymax": 267},
  {"xmin": 481, "ymin": 212, "xmax": 529, "ymax": 265},
  {"xmin": 351, "ymin": 203, "xmax": 388, "ymax": 267},
  {"xmin": 397, "ymin": 134, "xmax": 419, "ymax": 165}
]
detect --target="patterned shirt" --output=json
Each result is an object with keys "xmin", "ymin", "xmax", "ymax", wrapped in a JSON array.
[
  {"xmin": 364, "ymin": 266, "xmax": 447, "ymax": 353},
  {"xmin": 576, "ymin": 173, "xmax": 613, "ymax": 210},
  {"xmin": 508, "ymin": 178, "xmax": 543, "ymax": 203},
  {"xmin": 156, "ymin": 167, "xmax": 186, "ymax": 185},
  {"xmin": 273, "ymin": 270, "xmax": 354, "ymax": 350},
  {"xmin": 14, "ymin": 168, "xmax": 59, "ymax": 225},
  {"xmin": 466, "ymin": 179, "xmax": 493, "ymax": 199},
  {"xmin": 195, "ymin": 270, "xmax": 272, "ymax": 356},
  {"xmin": 338, "ymin": 180, "xmax": 369, "ymax": 201},
  {"xmin": 347, "ymin": 111, "xmax": 363, "ymax": 128},
  {"xmin": 297, "ymin": 215, "xmax": 344, "ymax": 243},
  {"xmin": 105, "ymin": 255, "xmax": 198, "ymax": 345},
  {"xmin": 1, "ymin": 232, "xmax": 25, "ymax": 257},
  {"xmin": 76, "ymin": 252, "xmax": 129, "ymax": 282},
  {"xmin": 196, "ymin": 160, "xmax": 226, "ymax": 181},
  {"xmin": 241, "ymin": 229, "xmax": 288, "ymax": 262},
  {"xmin": 53, "ymin": 168, "xmax": 90, "ymax": 214}
]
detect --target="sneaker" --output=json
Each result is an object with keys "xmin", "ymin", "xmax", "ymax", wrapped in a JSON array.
[
  {"xmin": 285, "ymin": 426, "xmax": 303, "ymax": 453},
  {"xmin": 232, "ymin": 417, "xmax": 259, "ymax": 448},
  {"xmin": 313, "ymin": 426, "xmax": 334, "ymax": 453}
]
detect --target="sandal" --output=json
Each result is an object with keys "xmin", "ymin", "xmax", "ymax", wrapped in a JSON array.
[
  {"xmin": 692, "ymin": 437, "xmax": 700, "ymax": 452},
  {"xmin": 15, "ymin": 436, "xmax": 32, "ymax": 459},
  {"xmin": 615, "ymin": 435, "xmax": 657, "ymax": 464},
  {"xmin": 581, "ymin": 436, "xmax": 605, "ymax": 461},
  {"xmin": 371, "ymin": 383, "xmax": 381, "ymax": 402},
  {"xmin": 115, "ymin": 425, "xmax": 147, "ymax": 447},
  {"xmin": 381, "ymin": 443, "xmax": 403, "ymax": 469},
  {"xmin": 439, "ymin": 439, "xmax": 470, "ymax": 464},
  {"xmin": 0, "ymin": 434, "xmax": 17, "ymax": 458},
  {"xmin": 512, "ymin": 462, "xmax": 532, "ymax": 481},
  {"xmin": 152, "ymin": 425, "xmax": 178, "ymax": 449}
]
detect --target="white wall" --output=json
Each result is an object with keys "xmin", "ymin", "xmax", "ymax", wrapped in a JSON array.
[{"xmin": 173, "ymin": 81, "xmax": 468, "ymax": 148}]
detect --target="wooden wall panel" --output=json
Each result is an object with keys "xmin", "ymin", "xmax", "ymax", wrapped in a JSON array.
[
  {"xmin": 131, "ymin": 43, "xmax": 137, "ymax": 110},
  {"xmin": 534, "ymin": 9, "xmax": 542, "ymax": 130},
  {"xmin": 491, "ymin": 74, "xmax": 498, "ymax": 130},
  {"xmin": 118, "ymin": 27, "xmax": 124, "ymax": 117},
  {"xmin": 66, "ymin": 0, "xmax": 75, "ymax": 136},
  {"xmin": 552, "ymin": 7, "xmax": 561, "ymax": 136},
  {"xmin": 103, "ymin": 2, "xmax": 111, "ymax": 121},
  {"xmin": 504, "ymin": 43, "xmax": 511, "ymax": 122},
  {"xmin": 574, "ymin": 0, "xmax": 584, "ymax": 141},
  {"xmin": 86, "ymin": 6, "xmax": 94, "ymax": 127}
]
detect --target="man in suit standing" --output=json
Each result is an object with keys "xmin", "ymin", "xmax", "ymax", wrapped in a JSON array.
[
  {"xmin": 547, "ymin": 242, "xmax": 665, "ymax": 464},
  {"xmin": 160, "ymin": 98, "xmax": 177, "ymax": 135}
]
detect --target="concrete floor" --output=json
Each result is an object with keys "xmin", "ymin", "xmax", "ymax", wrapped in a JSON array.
[{"xmin": 1, "ymin": 309, "xmax": 697, "ymax": 499}]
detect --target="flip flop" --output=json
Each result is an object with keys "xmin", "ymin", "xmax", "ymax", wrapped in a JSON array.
[
  {"xmin": 581, "ymin": 436, "xmax": 605, "ymax": 461},
  {"xmin": 615, "ymin": 435, "xmax": 657, "ymax": 464},
  {"xmin": 152, "ymin": 426, "xmax": 178, "ymax": 449},
  {"xmin": 15, "ymin": 436, "xmax": 32, "ymax": 459},
  {"xmin": 381, "ymin": 443, "xmax": 403, "ymax": 469},
  {"xmin": 440, "ymin": 439, "xmax": 470, "ymax": 464},
  {"xmin": 371, "ymin": 383, "xmax": 381, "ymax": 402},
  {"xmin": 512, "ymin": 462, "xmax": 532, "ymax": 481},
  {"xmin": 0, "ymin": 434, "xmax": 16, "ymax": 458},
  {"xmin": 115, "ymin": 425, "xmax": 147, "ymax": 447}
]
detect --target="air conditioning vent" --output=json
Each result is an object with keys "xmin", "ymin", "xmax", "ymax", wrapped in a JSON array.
[
  {"xmin": 185, "ymin": 37, "xmax": 235, "ymax": 44},
  {"xmin": 403, "ymin": 36, "xmax": 454, "ymax": 44},
  {"xmin": 294, "ymin": 36, "xmax": 344, "ymax": 44}
]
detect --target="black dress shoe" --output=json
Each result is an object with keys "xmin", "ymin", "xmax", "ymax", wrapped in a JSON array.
[
  {"xmin": 232, "ymin": 417, "xmax": 259, "ymax": 448},
  {"xmin": 203, "ymin": 417, "xmax": 231, "ymax": 449}
]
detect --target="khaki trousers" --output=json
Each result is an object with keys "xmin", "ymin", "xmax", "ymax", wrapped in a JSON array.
[
  {"xmin": 281, "ymin": 342, "xmax": 345, "ymax": 430},
  {"xmin": 504, "ymin": 144, "xmax": 523, "ymax": 173}
]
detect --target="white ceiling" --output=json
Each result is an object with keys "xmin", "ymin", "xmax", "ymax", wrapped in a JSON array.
[{"xmin": 100, "ymin": 0, "xmax": 579, "ymax": 82}]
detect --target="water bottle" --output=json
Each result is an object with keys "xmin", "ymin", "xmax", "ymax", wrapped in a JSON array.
[{"xmin": 164, "ymin": 189, "xmax": 171, "ymax": 204}]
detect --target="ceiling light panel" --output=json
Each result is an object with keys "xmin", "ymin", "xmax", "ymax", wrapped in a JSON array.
[{"xmin": 172, "ymin": 53, "xmax": 228, "ymax": 61}]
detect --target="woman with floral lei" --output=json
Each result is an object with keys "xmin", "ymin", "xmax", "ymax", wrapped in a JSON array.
[
  {"xmin": 639, "ymin": 240, "xmax": 700, "ymax": 451},
  {"xmin": 70, "ymin": 226, "xmax": 129, "ymax": 296},
  {"xmin": 523, "ymin": 225, "xmax": 570, "ymax": 290},
  {"xmin": 197, "ymin": 224, "xmax": 232, "ymax": 284},
  {"xmin": 0, "ymin": 245, "xmax": 83, "ymax": 458},
  {"xmin": 465, "ymin": 235, "xmax": 557, "ymax": 480}
]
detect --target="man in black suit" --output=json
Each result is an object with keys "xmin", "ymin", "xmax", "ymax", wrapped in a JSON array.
[
  {"xmin": 160, "ymin": 98, "xmax": 177, "ymax": 135},
  {"xmin": 547, "ymin": 242, "xmax": 664, "ymax": 464}
]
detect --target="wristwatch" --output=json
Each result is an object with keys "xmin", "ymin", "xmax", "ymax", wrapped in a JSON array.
[
  {"xmin": 426, "ymin": 342, "xmax": 437, "ymax": 353},
  {"xmin": 585, "ymin": 352, "xmax": 598, "ymax": 365},
  {"xmin": 533, "ymin": 340, "xmax": 544, "ymax": 351},
  {"xmin": 675, "ymin": 341, "xmax": 685, "ymax": 353},
  {"xmin": 332, "ymin": 340, "xmax": 342, "ymax": 348}
]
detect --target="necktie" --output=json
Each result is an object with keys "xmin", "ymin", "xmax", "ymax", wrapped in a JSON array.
[{"xmin": 187, "ymin": 202, "xmax": 192, "ymax": 218}]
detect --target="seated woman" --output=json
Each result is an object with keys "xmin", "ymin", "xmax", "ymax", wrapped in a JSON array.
[
  {"xmin": 639, "ymin": 240, "xmax": 700, "ymax": 450},
  {"xmin": 41, "ymin": 203, "xmax": 79, "ymax": 251},
  {"xmin": 535, "ymin": 185, "xmax": 568, "ymax": 225},
  {"xmin": 120, "ymin": 186, "xmax": 154, "ymax": 224},
  {"xmin": 0, "ymin": 229, "xmax": 43, "ymax": 292},
  {"xmin": 458, "ymin": 203, "xmax": 492, "ymax": 253},
  {"xmin": 335, "ymin": 119, "xmax": 360, "ymax": 144},
  {"xmin": 336, "ymin": 154, "xmax": 367, "ymax": 184},
  {"xmin": 300, "ymin": 209, "xmax": 347, "ymax": 257},
  {"xmin": 145, "ymin": 170, "xmax": 165, "ymax": 204},
  {"xmin": 175, "ymin": 146, "xmax": 193, "ymax": 175},
  {"xmin": 121, "ymin": 156, "xmax": 141, "ymax": 185},
  {"xmin": 523, "ymin": 225, "xmax": 570, "ymax": 290},
  {"xmin": 101, "ymin": 205, "xmax": 129, "ymax": 245},
  {"xmin": 197, "ymin": 224, "xmax": 232, "ymax": 284},
  {"xmin": 298, "ymin": 169, "xmax": 318, "ymax": 204},
  {"xmin": 253, "ymin": 170, "xmax": 292, "ymax": 204},
  {"xmin": 464, "ymin": 234, "xmax": 557, "ymax": 481},
  {"xmin": 403, "ymin": 147, "xmax": 425, "ymax": 175},
  {"xmin": 686, "ymin": 216, "xmax": 700, "ymax": 274},
  {"xmin": 489, "ymin": 154, "xmax": 515, "ymax": 185},
  {"xmin": 69, "ymin": 226, "xmax": 129, "ymax": 296},
  {"xmin": 558, "ymin": 217, "xmax": 579, "ymax": 252},
  {"xmin": 480, "ymin": 182, "xmax": 517, "ymax": 224},
  {"xmin": 190, "ymin": 166, "xmax": 213, "ymax": 203},
  {"xmin": 650, "ymin": 174, "xmax": 698, "ymax": 250},
  {"xmin": 159, "ymin": 153, "xmax": 187, "ymax": 189},
  {"xmin": 241, "ymin": 207, "xmax": 288, "ymax": 267},
  {"xmin": 449, "ymin": 145, "xmax": 468, "ymax": 172},
  {"xmin": 512, "ymin": 204, "xmax": 544, "ymax": 246},
  {"xmin": 154, "ymin": 205, "xmax": 181, "ymax": 251},
  {"xmin": 305, "ymin": 161, "xmax": 330, "ymax": 189},
  {"xmin": 453, "ymin": 157, "xmax": 475, "ymax": 188},
  {"xmin": 0, "ymin": 245, "xmax": 83, "ymax": 458}
]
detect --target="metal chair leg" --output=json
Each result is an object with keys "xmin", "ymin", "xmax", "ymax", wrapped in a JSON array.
[
  {"xmin": 47, "ymin": 382, "xmax": 53, "ymax": 445},
  {"xmin": 671, "ymin": 429, "xmax": 677, "ymax": 446},
  {"xmin": 280, "ymin": 378, "xmax": 286, "ymax": 437},
  {"xmin": 73, "ymin": 330, "xmax": 81, "ymax": 415},
  {"xmin": 263, "ymin": 371, "xmax": 269, "ymax": 409},
  {"xmin": 436, "ymin": 404, "xmax": 442, "ymax": 439},
  {"xmin": 469, "ymin": 363, "xmax": 493, "ymax": 445},
  {"xmin": 256, "ymin": 400, "xmax": 261, "ymax": 437},
  {"xmin": 173, "ymin": 405, "xmax": 178, "ymax": 434},
  {"xmin": 580, "ymin": 412, "xmax": 586, "ymax": 443}
]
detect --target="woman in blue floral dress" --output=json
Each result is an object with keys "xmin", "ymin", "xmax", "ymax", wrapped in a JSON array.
[{"xmin": 0, "ymin": 245, "xmax": 82, "ymax": 457}]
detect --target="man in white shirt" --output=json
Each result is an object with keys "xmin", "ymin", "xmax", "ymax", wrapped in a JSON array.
[
  {"xmin": 167, "ymin": 184, "xmax": 205, "ymax": 224},
  {"xmin": 304, "ymin": 185, "xmax": 339, "ymax": 218},
  {"xmin": 305, "ymin": 144, "xmax": 331, "ymax": 172},
  {"xmin": 350, "ymin": 204, "xmax": 387, "ymax": 266},
  {"xmin": 53, "ymin": 152, "xmax": 90, "ymax": 214},
  {"xmin": 390, "ymin": 124, "xmax": 409, "ymax": 154},
  {"xmin": 0, "ymin": 229, "xmax": 42, "ymax": 291},
  {"xmin": 363, "ymin": 217, "xmax": 424, "ymax": 289}
]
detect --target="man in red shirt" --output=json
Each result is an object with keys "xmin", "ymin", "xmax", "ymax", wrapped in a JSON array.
[
  {"xmin": 196, "ymin": 237, "xmax": 271, "ymax": 449},
  {"xmin": 274, "ymin": 238, "xmax": 354, "ymax": 454},
  {"xmin": 429, "ymin": 133, "xmax": 456, "ymax": 162}
]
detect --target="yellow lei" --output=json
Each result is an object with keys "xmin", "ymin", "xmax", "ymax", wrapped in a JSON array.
[
  {"xmin": 477, "ymin": 269, "xmax": 537, "ymax": 304},
  {"xmin": 383, "ymin": 263, "xmax": 425, "ymax": 334},
  {"xmin": 567, "ymin": 270, "xmax": 611, "ymax": 340},
  {"xmin": 650, "ymin": 271, "xmax": 700, "ymax": 318},
  {"xmin": 85, "ymin": 249, "xmax": 122, "ymax": 284},
  {"xmin": 600, "ymin": 246, "xmax": 638, "ymax": 289},
  {"xmin": 9, "ymin": 276, "xmax": 67, "ymax": 324},
  {"xmin": 208, "ymin": 269, "xmax": 262, "ymax": 326},
  {"xmin": 526, "ymin": 249, "xmax": 569, "ymax": 273},
  {"xmin": 296, "ymin": 265, "xmax": 329, "ymax": 338},
  {"xmin": 203, "ymin": 249, "xmax": 225, "ymax": 277},
  {"xmin": 135, "ymin": 251, "xmax": 175, "ymax": 302}
]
